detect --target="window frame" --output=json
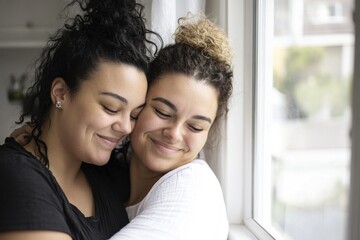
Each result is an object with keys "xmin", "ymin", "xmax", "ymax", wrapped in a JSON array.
[
  {"xmin": 225, "ymin": 0, "xmax": 278, "ymax": 239},
  {"xmin": 241, "ymin": 0, "xmax": 277, "ymax": 238},
  {"xmin": 225, "ymin": 0, "xmax": 277, "ymax": 239}
]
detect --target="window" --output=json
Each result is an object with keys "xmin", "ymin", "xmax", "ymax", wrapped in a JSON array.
[{"xmin": 245, "ymin": 0, "xmax": 354, "ymax": 239}]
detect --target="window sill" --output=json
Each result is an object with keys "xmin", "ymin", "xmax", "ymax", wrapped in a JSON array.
[{"xmin": 228, "ymin": 224, "xmax": 258, "ymax": 240}]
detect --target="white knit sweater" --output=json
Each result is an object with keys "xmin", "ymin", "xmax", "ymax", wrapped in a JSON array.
[{"xmin": 109, "ymin": 159, "xmax": 229, "ymax": 240}]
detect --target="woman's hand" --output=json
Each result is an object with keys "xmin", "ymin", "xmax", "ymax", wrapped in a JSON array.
[{"xmin": 10, "ymin": 124, "xmax": 32, "ymax": 146}]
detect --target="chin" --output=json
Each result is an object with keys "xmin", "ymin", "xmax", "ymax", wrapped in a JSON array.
[
  {"xmin": 96, "ymin": 160, "xmax": 110, "ymax": 166},
  {"xmin": 146, "ymin": 160, "xmax": 174, "ymax": 174},
  {"xmin": 92, "ymin": 153, "xmax": 112, "ymax": 166}
]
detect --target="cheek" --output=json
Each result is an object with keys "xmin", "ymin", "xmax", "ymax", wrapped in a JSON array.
[
  {"xmin": 131, "ymin": 113, "xmax": 148, "ymax": 140},
  {"xmin": 64, "ymin": 109, "xmax": 107, "ymax": 137},
  {"xmin": 80, "ymin": 112, "xmax": 105, "ymax": 130},
  {"xmin": 187, "ymin": 133, "xmax": 209, "ymax": 153},
  {"xmin": 135, "ymin": 108, "xmax": 158, "ymax": 130},
  {"xmin": 130, "ymin": 121, "xmax": 136, "ymax": 132},
  {"xmin": 65, "ymin": 101, "xmax": 94, "ymax": 124}
]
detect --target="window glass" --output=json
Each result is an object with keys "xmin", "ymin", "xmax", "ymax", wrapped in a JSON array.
[{"xmin": 254, "ymin": 0, "xmax": 353, "ymax": 239}]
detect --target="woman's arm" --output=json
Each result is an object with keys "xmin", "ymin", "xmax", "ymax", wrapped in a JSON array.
[
  {"xmin": 0, "ymin": 231, "xmax": 72, "ymax": 240},
  {"xmin": 109, "ymin": 160, "xmax": 229, "ymax": 240}
]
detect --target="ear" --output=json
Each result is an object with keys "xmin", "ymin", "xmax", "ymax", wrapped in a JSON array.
[{"xmin": 50, "ymin": 77, "xmax": 69, "ymax": 104}]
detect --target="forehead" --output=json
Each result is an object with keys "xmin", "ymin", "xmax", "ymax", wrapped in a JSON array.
[
  {"xmin": 148, "ymin": 73, "xmax": 218, "ymax": 119},
  {"xmin": 81, "ymin": 61, "xmax": 148, "ymax": 102}
]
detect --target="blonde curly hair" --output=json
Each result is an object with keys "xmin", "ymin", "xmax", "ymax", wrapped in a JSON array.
[
  {"xmin": 174, "ymin": 13, "xmax": 233, "ymax": 66},
  {"xmin": 148, "ymin": 13, "xmax": 233, "ymax": 135}
]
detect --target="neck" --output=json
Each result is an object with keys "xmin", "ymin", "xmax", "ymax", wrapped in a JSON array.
[{"xmin": 127, "ymin": 154, "xmax": 163, "ymax": 206}]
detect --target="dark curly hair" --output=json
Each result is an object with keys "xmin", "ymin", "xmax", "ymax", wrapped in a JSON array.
[
  {"xmin": 18, "ymin": 0, "xmax": 162, "ymax": 166},
  {"xmin": 147, "ymin": 15, "xmax": 233, "ymax": 136}
]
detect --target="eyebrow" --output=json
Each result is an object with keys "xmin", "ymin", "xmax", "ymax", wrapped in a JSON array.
[
  {"xmin": 101, "ymin": 92, "xmax": 128, "ymax": 104},
  {"xmin": 192, "ymin": 115, "xmax": 212, "ymax": 124},
  {"xmin": 152, "ymin": 97, "xmax": 212, "ymax": 124}
]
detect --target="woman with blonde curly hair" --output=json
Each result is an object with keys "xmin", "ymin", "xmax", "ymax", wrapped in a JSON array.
[
  {"xmin": 109, "ymin": 14, "xmax": 233, "ymax": 240},
  {"xmin": 7, "ymin": 13, "xmax": 232, "ymax": 240}
]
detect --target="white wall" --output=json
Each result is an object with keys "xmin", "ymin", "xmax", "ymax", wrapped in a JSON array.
[
  {"xmin": 0, "ymin": 0, "xmax": 64, "ymax": 141},
  {"xmin": 0, "ymin": 48, "xmax": 40, "ymax": 140}
]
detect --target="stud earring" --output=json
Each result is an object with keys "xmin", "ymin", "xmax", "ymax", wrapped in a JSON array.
[{"xmin": 55, "ymin": 100, "xmax": 62, "ymax": 109}]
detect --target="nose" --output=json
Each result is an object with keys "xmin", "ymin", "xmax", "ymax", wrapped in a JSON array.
[
  {"xmin": 163, "ymin": 123, "xmax": 182, "ymax": 142},
  {"xmin": 112, "ymin": 114, "xmax": 133, "ymax": 136}
]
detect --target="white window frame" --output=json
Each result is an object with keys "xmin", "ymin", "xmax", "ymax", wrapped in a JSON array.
[
  {"xmin": 224, "ymin": 0, "xmax": 276, "ymax": 238},
  {"xmin": 224, "ymin": 0, "xmax": 276, "ymax": 239},
  {"xmin": 240, "ymin": 1, "xmax": 277, "ymax": 239}
]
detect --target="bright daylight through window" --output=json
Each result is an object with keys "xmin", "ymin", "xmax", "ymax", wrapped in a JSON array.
[{"xmin": 253, "ymin": 0, "xmax": 353, "ymax": 239}]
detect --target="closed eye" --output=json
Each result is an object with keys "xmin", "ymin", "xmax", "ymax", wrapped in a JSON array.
[
  {"xmin": 154, "ymin": 108, "xmax": 171, "ymax": 118},
  {"xmin": 130, "ymin": 113, "xmax": 140, "ymax": 120},
  {"xmin": 103, "ymin": 106, "xmax": 118, "ymax": 114},
  {"xmin": 130, "ymin": 104, "xmax": 145, "ymax": 121},
  {"xmin": 189, "ymin": 125, "xmax": 203, "ymax": 132}
]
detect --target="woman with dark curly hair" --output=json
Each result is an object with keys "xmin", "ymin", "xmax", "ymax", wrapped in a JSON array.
[
  {"xmin": 0, "ymin": 0, "xmax": 160, "ymax": 239},
  {"xmin": 110, "ymin": 14, "xmax": 233, "ymax": 240}
]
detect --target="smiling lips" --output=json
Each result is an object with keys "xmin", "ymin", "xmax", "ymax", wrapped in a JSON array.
[
  {"xmin": 150, "ymin": 138, "xmax": 181, "ymax": 154},
  {"xmin": 97, "ymin": 134, "xmax": 121, "ymax": 149}
]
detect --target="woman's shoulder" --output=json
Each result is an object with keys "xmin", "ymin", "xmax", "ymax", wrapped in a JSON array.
[
  {"xmin": 0, "ymin": 138, "xmax": 57, "ymax": 201},
  {"xmin": 0, "ymin": 137, "xmax": 43, "ymax": 169},
  {"xmin": 158, "ymin": 159, "xmax": 217, "ymax": 185},
  {"xmin": 146, "ymin": 159, "xmax": 224, "ymax": 201}
]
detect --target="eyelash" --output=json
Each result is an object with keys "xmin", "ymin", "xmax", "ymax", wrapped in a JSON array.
[
  {"xmin": 154, "ymin": 108, "xmax": 171, "ymax": 118},
  {"xmin": 130, "ymin": 114, "xmax": 139, "ymax": 120},
  {"xmin": 104, "ymin": 105, "xmax": 141, "ymax": 121},
  {"xmin": 103, "ymin": 106, "xmax": 118, "ymax": 114},
  {"xmin": 189, "ymin": 125, "xmax": 203, "ymax": 132},
  {"xmin": 154, "ymin": 107, "xmax": 204, "ymax": 132}
]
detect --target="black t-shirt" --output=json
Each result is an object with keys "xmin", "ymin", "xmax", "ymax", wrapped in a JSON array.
[{"xmin": 0, "ymin": 138, "xmax": 130, "ymax": 240}]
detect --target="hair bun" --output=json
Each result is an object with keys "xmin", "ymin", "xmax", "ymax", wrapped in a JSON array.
[
  {"xmin": 174, "ymin": 13, "xmax": 233, "ymax": 66},
  {"xmin": 64, "ymin": 0, "xmax": 156, "ymax": 55}
]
